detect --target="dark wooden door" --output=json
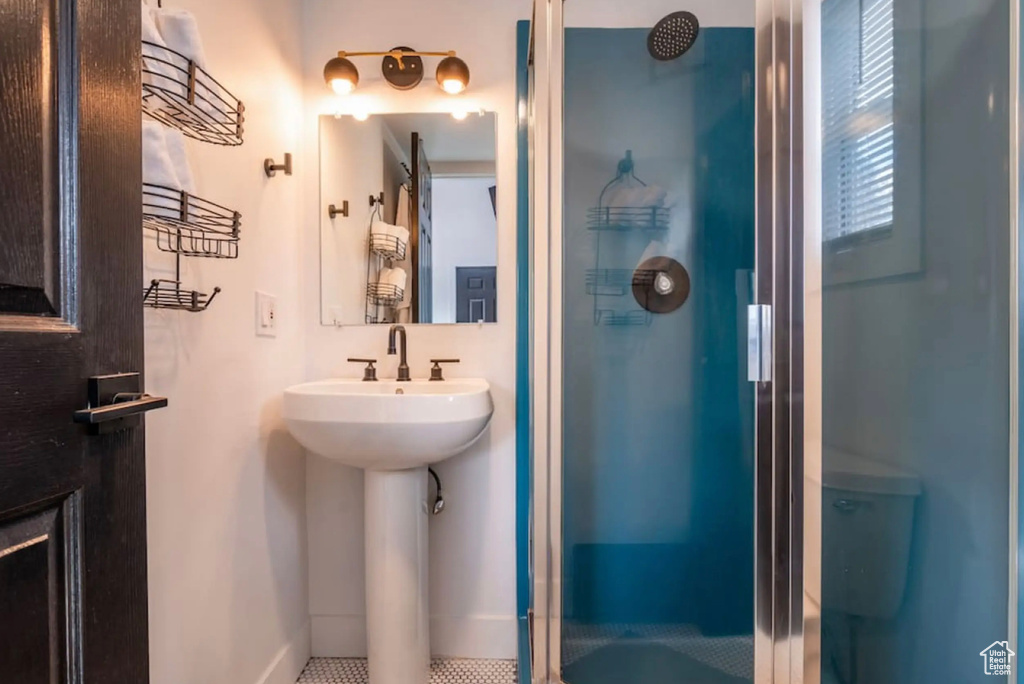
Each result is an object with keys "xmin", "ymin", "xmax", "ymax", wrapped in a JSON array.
[
  {"xmin": 456, "ymin": 267, "xmax": 497, "ymax": 323},
  {"xmin": 0, "ymin": 0, "xmax": 151, "ymax": 681},
  {"xmin": 411, "ymin": 132, "xmax": 433, "ymax": 322}
]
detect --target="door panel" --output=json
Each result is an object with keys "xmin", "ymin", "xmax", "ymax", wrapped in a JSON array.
[
  {"xmin": 456, "ymin": 266, "xmax": 496, "ymax": 323},
  {"xmin": 0, "ymin": 0, "xmax": 149, "ymax": 681},
  {"xmin": 0, "ymin": 503, "xmax": 78, "ymax": 683},
  {"xmin": 0, "ymin": 0, "xmax": 64, "ymax": 317}
]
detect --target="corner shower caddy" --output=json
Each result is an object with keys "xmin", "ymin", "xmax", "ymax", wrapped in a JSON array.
[
  {"xmin": 141, "ymin": 17, "xmax": 245, "ymax": 313},
  {"xmin": 364, "ymin": 193, "xmax": 408, "ymax": 324},
  {"xmin": 587, "ymin": 151, "xmax": 669, "ymax": 326}
]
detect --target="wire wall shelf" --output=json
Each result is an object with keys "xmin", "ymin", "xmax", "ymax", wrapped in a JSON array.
[
  {"xmin": 143, "ymin": 184, "xmax": 241, "ymax": 258},
  {"xmin": 595, "ymin": 309, "xmax": 652, "ymax": 327},
  {"xmin": 585, "ymin": 269, "xmax": 633, "ymax": 296},
  {"xmin": 587, "ymin": 206, "xmax": 670, "ymax": 232},
  {"xmin": 142, "ymin": 40, "xmax": 245, "ymax": 146},
  {"xmin": 369, "ymin": 232, "xmax": 409, "ymax": 261},
  {"xmin": 585, "ymin": 152, "xmax": 669, "ymax": 327},
  {"xmin": 144, "ymin": 279, "xmax": 221, "ymax": 312}
]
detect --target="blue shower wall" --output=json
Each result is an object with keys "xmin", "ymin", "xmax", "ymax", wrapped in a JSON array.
[{"xmin": 562, "ymin": 27, "xmax": 755, "ymax": 633}]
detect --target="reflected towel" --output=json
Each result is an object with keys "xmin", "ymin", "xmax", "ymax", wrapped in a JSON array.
[{"xmin": 381, "ymin": 267, "xmax": 408, "ymax": 293}]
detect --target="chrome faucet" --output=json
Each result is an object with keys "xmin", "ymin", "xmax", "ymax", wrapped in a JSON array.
[{"xmin": 387, "ymin": 325, "xmax": 411, "ymax": 381}]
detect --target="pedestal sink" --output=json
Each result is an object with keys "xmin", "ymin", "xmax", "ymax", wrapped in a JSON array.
[{"xmin": 282, "ymin": 378, "xmax": 493, "ymax": 684}]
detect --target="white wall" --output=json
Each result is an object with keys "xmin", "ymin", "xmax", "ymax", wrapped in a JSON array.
[
  {"xmin": 143, "ymin": 0, "xmax": 310, "ymax": 682},
  {"xmin": 299, "ymin": 0, "xmax": 531, "ymax": 660},
  {"xmin": 431, "ymin": 176, "xmax": 498, "ymax": 323}
]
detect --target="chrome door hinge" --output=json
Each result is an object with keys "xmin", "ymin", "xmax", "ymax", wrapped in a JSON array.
[{"xmin": 747, "ymin": 304, "xmax": 772, "ymax": 383}]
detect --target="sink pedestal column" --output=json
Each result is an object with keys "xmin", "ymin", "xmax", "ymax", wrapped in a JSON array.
[{"xmin": 364, "ymin": 466, "xmax": 430, "ymax": 684}]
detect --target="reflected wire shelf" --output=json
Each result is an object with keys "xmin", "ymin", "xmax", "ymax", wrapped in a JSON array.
[
  {"xmin": 369, "ymin": 233, "xmax": 409, "ymax": 261},
  {"xmin": 366, "ymin": 282, "xmax": 404, "ymax": 308}
]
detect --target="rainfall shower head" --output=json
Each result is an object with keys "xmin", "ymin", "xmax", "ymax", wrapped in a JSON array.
[{"xmin": 648, "ymin": 11, "xmax": 700, "ymax": 61}]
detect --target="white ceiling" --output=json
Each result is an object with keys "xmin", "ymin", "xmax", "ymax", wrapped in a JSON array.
[{"xmin": 380, "ymin": 112, "xmax": 497, "ymax": 163}]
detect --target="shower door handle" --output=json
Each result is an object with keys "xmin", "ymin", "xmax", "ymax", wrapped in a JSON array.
[{"xmin": 747, "ymin": 304, "xmax": 772, "ymax": 383}]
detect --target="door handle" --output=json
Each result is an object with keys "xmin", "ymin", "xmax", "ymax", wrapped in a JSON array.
[
  {"xmin": 73, "ymin": 373, "xmax": 168, "ymax": 434},
  {"xmin": 73, "ymin": 394, "xmax": 168, "ymax": 425}
]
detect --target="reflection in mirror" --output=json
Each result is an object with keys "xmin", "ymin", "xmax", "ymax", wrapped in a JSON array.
[{"xmin": 320, "ymin": 112, "xmax": 498, "ymax": 325}]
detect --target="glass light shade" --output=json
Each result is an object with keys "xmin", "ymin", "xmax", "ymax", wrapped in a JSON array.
[
  {"xmin": 324, "ymin": 57, "xmax": 359, "ymax": 95},
  {"xmin": 436, "ymin": 56, "xmax": 470, "ymax": 94}
]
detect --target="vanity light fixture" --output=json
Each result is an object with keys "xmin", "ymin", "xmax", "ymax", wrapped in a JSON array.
[
  {"xmin": 323, "ymin": 48, "xmax": 470, "ymax": 95},
  {"xmin": 323, "ymin": 56, "xmax": 360, "ymax": 95}
]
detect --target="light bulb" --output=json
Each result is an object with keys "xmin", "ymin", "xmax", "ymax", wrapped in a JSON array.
[
  {"xmin": 352, "ymin": 109, "xmax": 370, "ymax": 122},
  {"xmin": 436, "ymin": 56, "xmax": 470, "ymax": 95},
  {"xmin": 324, "ymin": 56, "xmax": 359, "ymax": 95},
  {"xmin": 442, "ymin": 79, "xmax": 466, "ymax": 95},
  {"xmin": 451, "ymin": 108, "xmax": 469, "ymax": 121},
  {"xmin": 330, "ymin": 78, "xmax": 355, "ymax": 95}
]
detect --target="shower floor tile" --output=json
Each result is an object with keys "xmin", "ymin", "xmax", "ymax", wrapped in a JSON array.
[
  {"xmin": 297, "ymin": 657, "xmax": 518, "ymax": 684},
  {"xmin": 562, "ymin": 622, "xmax": 753, "ymax": 681}
]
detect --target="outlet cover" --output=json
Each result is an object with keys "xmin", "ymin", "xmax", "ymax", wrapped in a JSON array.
[{"xmin": 255, "ymin": 291, "xmax": 277, "ymax": 337}]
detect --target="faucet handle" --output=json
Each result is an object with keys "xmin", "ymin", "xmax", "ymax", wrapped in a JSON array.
[
  {"xmin": 429, "ymin": 359, "xmax": 460, "ymax": 382},
  {"xmin": 347, "ymin": 358, "xmax": 378, "ymax": 382}
]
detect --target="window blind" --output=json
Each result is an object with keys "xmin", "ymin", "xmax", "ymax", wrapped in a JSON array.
[{"xmin": 822, "ymin": 0, "xmax": 895, "ymax": 243}]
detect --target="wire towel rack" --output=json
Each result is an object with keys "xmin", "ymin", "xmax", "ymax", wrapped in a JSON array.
[{"xmin": 142, "ymin": 40, "xmax": 245, "ymax": 146}]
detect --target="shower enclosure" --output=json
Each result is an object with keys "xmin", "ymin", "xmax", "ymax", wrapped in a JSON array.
[{"xmin": 522, "ymin": 1, "xmax": 1019, "ymax": 683}]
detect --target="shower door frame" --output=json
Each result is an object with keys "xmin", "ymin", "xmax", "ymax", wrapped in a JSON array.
[{"xmin": 528, "ymin": 1, "xmax": 814, "ymax": 683}]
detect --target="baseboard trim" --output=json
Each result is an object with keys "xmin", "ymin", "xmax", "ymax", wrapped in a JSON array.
[
  {"xmin": 431, "ymin": 615, "xmax": 517, "ymax": 659},
  {"xmin": 311, "ymin": 615, "xmax": 367, "ymax": 657},
  {"xmin": 310, "ymin": 614, "xmax": 517, "ymax": 660},
  {"xmin": 255, "ymin": 621, "xmax": 311, "ymax": 684}
]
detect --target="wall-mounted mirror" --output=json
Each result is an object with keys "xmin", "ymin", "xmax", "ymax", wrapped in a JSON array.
[{"xmin": 319, "ymin": 111, "xmax": 498, "ymax": 326}]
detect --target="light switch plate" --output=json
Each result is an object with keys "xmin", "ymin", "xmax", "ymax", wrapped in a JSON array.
[{"xmin": 255, "ymin": 291, "xmax": 277, "ymax": 337}]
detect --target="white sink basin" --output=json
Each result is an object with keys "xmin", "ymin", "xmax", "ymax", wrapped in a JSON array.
[
  {"xmin": 284, "ymin": 376, "xmax": 494, "ymax": 684},
  {"xmin": 283, "ymin": 378, "xmax": 493, "ymax": 471}
]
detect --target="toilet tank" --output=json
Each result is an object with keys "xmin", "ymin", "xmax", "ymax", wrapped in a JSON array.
[{"xmin": 822, "ymin": 448, "xmax": 922, "ymax": 619}]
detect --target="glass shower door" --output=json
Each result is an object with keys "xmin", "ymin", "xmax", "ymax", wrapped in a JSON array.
[
  {"xmin": 532, "ymin": 2, "xmax": 761, "ymax": 683},
  {"xmin": 804, "ymin": 0, "xmax": 1018, "ymax": 682}
]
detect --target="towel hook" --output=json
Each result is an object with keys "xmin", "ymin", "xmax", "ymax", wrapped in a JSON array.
[
  {"xmin": 328, "ymin": 201, "xmax": 349, "ymax": 219},
  {"xmin": 264, "ymin": 153, "xmax": 293, "ymax": 178}
]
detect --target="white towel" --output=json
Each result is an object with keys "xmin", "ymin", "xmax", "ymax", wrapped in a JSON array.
[
  {"xmin": 141, "ymin": 1, "xmax": 178, "ymax": 96},
  {"xmin": 155, "ymin": 8, "xmax": 207, "ymax": 69},
  {"xmin": 141, "ymin": 1, "xmax": 165, "ymax": 48},
  {"xmin": 143, "ymin": 120, "xmax": 184, "ymax": 220},
  {"xmin": 143, "ymin": 120, "xmax": 179, "ymax": 188},
  {"xmin": 162, "ymin": 128, "xmax": 196, "ymax": 194}
]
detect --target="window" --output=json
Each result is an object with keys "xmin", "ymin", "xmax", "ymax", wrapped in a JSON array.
[{"xmin": 822, "ymin": 0, "xmax": 895, "ymax": 244}]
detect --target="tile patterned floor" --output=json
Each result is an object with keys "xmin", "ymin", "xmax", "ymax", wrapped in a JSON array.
[
  {"xmin": 297, "ymin": 657, "xmax": 518, "ymax": 684},
  {"xmin": 562, "ymin": 622, "xmax": 754, "ymax": 681}
]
